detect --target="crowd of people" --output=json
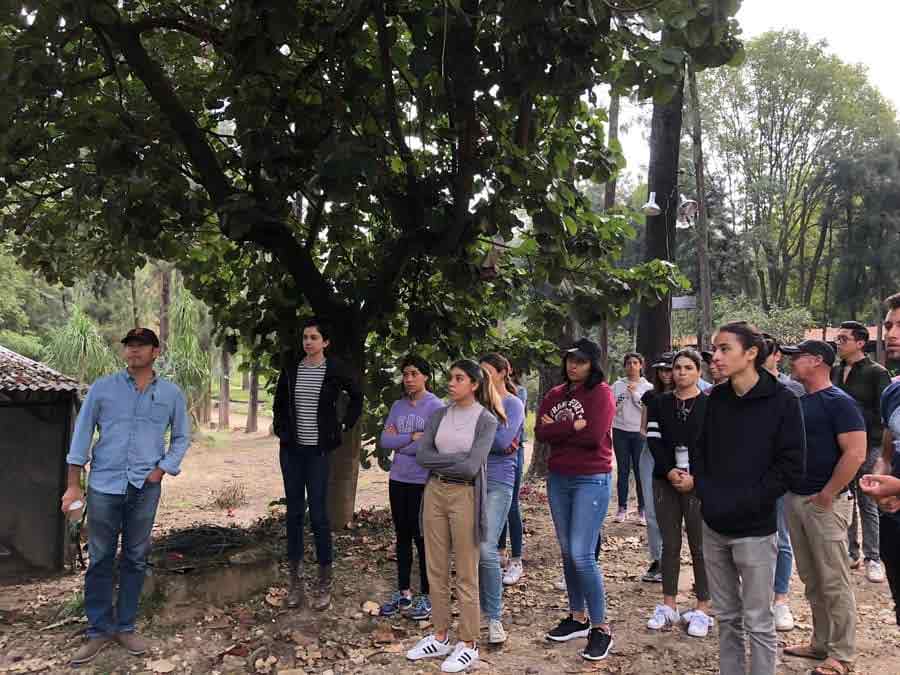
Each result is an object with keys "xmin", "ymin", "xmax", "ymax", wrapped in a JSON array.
[{"xmin": 59, "ymin": 300, "xmax": 900, "ymax": 672}]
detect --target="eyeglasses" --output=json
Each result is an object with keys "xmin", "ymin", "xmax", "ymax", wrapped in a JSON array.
[{"xmin": 835, "ymin": 336, "xmax": 857, "ymax": 344}]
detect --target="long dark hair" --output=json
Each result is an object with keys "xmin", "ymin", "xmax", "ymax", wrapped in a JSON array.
[
  {"xmin": 717, "ymin": 321, "xmax": 768, "ymax": 369},
  {"xmin": 450, "ymin": 359, "xmax": 508, "ymax": 424},
  {"xmin": 653, "ymin": 364, "xmax": 674, "ymax": 393},
  {"xmin": 479, "ymin": 352, "xmax": 517, "ymax": 396}
]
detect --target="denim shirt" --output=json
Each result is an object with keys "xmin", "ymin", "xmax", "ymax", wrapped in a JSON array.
[{"xmin": 66, "ymin": 370, "xmax": 191, "ymax": 495}]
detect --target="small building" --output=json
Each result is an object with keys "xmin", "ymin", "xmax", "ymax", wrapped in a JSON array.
[{"xmin": 0, "ymin": 345, "xmax": 80, "ymax": 577}]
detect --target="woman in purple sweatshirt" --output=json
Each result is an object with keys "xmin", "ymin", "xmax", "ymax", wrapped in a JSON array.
[
  {"xmin": 379, "ymin": 355, "xmax": 445, "ymax": 620},
  {"xmin": 477, "ymin": 353, "xmax": 526, "ymax": 644}
]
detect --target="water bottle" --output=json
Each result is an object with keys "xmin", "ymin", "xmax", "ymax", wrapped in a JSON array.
[{"xmin": 675, "ymin": 445, "xmax": 690, "ymax": 472}]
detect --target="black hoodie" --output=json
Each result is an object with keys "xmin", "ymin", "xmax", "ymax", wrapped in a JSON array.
[{"xmin": 693, "ymin": 370, "xmax": 805, "ymax": 538}]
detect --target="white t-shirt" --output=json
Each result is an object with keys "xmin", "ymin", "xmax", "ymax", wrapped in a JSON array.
[{"xmin": 612, "ymin": 377, "xmax": 654, "ymax": 432}]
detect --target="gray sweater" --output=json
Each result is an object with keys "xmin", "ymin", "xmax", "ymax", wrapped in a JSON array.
[{"xmin": 416, "ymin": 404, "xmax": 499, "ymax": 544}]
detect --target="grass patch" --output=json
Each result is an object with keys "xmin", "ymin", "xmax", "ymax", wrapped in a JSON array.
[{"xmin": 210, "ymin": 482, "xmax": 249, "ymax": 510}]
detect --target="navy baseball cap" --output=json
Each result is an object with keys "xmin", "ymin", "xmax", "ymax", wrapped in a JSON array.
[
  {"xmin": 121, "ymin": 327, "xmax": 160, "ymax": 348},
  {"xmin": 779, "ymin": 339, "xmax": 835, "ymax": 366}
]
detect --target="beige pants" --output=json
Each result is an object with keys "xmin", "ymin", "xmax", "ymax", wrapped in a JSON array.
[
  {"xmin": 423, "ymin": 478, "xmax": 479, "ymax": 642},
  {"xmin": 786, "ymin": 491, "xmax": 857, "ymax": 664}
]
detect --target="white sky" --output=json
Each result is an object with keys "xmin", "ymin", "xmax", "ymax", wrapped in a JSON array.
[{"xmin": 617, "ymin": 0, "xmax": 900, "ymax": 178}]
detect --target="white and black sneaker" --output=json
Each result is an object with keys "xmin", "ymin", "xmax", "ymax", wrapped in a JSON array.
[
  {"xmin": 582, "ymin": 627, "xmax": 613, "ymax": 661},
  {"xmin": 440, "ymin": 642, "xmax": 479, "ymax": 673},
  {"xmin": 545, "ymin": 615, "xmax": 591, "ymax": 642},
  {"xmin": 406, "ymin": 634, "xmax": 453, "ymax": 661}
]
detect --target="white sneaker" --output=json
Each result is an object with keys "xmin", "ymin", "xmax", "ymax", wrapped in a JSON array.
[
  {"xmin": 614, "ymin": 509, "xmax": 627, "ymax": 523},
  {"xmin": 866, "ymin": 559, "xmax": 886, "ymax": 583},
  {"xmin": 554, "ymin": 574, "xmax": 567, "ymax": 591},
  {"xmin": 773, "ymin": 602, "xmax": 794, "ymax": 631},
  {"xmin": 406, "ymin": 634, "xmax": 453, "ymax": 661},
  {"xmin": 440, "ymin": 642, "xmax": 479, "ymax": 673},
  {"xmin": 686, "ymin": 609, "xmax": 712, "ymax": 637},
  {"xmin": 503, "ymin": 559, "xmax": 523, "ymax": 585},
  {"xmin": 647, "ymin": 604, "xmax": 680, "ymax": 630},
  {"xmin": 488, "ymin": 619, "xmax": 507, "ymax": 644}
]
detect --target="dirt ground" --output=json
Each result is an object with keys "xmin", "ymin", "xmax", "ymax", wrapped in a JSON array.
[{"xmin": 1, "ymin": 413, "xmax": 899, "ymax": 674}]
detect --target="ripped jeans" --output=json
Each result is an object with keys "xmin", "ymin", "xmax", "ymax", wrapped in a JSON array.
[{"xmin": 548, "ymin": 472, "xmax": 611, "ymax": 624}]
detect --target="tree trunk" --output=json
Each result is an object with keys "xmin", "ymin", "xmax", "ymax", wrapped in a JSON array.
[
  {"xmin": 241, "ymin": 368, "xmax": 250, "ymax": 390},
  {"xmin": 687, "ymin": 64, "xmax": 712, "ymax": 352},
  {"xmin": 326, "ymin": 343, "xmax": 366, "ymax": 528},
  {"xmin": 130, "ymin": 277, "xmax": 140, "ymax": 328},
  {"xmin": 637, "ymin": 78, "xmax": 684, "ymax": 361},
  {"xmin": 604, "ymin": 91, "xmax": 620, "ymax": 209},
  {"xmin": 218, "ymin": 348, "xmax": 230, "ymax": 430},
  {"xmin": 159, "ymin": 266, "xmax": 172, "ymax": 353},
  {"xmin": 526, "ymin": 316, "xmax": 578, "ymax": 482},
  {"xmin": 246, "ymin": 360, "xmax": 259, "ymax": 433}
]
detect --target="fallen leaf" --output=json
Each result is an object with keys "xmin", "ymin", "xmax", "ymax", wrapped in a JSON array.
[
  {"xmin": 148, "ymin": 658, "xmax": 177, "ymax": 673},
  {"xmin": 361, "ymin": 600, "xmax": 380, "ymax": 616}
]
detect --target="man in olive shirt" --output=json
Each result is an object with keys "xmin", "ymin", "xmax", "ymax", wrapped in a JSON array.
[{"xmin": 831, "ymin": 320, "xmax": 891, "ymax": 583}]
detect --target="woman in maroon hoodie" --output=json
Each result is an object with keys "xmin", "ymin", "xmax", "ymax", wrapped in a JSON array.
[{"xmin": 538, "ymin": 338, "xmax": 616, "ymax": 662}]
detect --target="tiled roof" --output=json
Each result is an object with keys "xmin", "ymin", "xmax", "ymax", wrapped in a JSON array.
[{"xmin": 0, "ymin": 345, "xmax": 80, "ymax": 392}]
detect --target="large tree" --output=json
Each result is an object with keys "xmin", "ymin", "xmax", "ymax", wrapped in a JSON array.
[
  {"xmin": 1, "ymin": 1, "xmax": 741, "ymax": 523},
  {"xmin": 699, "ymin": 30, "xmax": 897, "ymax": 310}
]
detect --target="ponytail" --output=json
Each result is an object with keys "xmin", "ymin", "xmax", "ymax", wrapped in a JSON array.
[
  {"xmin": 451, "ymin": 358, "xmax": 508, "ymax": 425},
  {"xmin": 479, "ymin": 352, "xmax": 518, "ymax": 396}
]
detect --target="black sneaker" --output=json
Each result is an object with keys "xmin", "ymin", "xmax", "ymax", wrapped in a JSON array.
[
  {"xmin": 641, "ymin": 560, "xmax": 662, "ymax": 583},
  {"xmin": 545, "ymin": 615, "xmax": 590, "ymax": 642},
  {"xmin": 582, "ymin": 627, "xmax": 613, "ymax": 661}
]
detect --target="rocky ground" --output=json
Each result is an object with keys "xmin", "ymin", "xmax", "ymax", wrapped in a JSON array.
[{"xmin": 1, "ymin": 421, "xmax": 898, "ymax": 674}]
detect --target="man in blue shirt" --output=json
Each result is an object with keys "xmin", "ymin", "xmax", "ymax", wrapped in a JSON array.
[
  {"xmin": 780, "ymin": 340, "xmax": 866, "ymax": 675},
  {"xmin": 61, "ymin": 328, "xmax": 190, "ymax": 666}
]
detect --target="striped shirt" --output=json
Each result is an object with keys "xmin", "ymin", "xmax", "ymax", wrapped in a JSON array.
[{"xmin": 295, "ymin": 360, "xmax": 327, "ymax": 445}]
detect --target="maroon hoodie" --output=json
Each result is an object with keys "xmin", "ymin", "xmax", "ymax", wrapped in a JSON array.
[{"xmin": 535, "ymin": 381, "xmax": 615, "ymax": 476}]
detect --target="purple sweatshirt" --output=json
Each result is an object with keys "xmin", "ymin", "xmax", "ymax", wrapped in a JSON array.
[
  {"xmin": 380, "ymin": 392, "xmax": 445, "ymax": 485},
  {"xmin": 487, "ymin": 394, "xmax": 526, "ymax": 486}
]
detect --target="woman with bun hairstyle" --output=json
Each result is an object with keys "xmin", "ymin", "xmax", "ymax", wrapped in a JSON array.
[
  {"xmin": 477, "ymin": 353, "xmax": 526, "ymax": 644},
  {"xmin": 539, "ymin": 338, "xmax": 616, "ymax": 662},
  {"xmin": 378, "ymin": 356, "xmax": 445, "ymax": 620},
  {"xmin": 406, "ymin": 360, "xmax": 505, "ymax": 673}
]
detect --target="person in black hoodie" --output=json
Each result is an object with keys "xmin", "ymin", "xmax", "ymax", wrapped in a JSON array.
[
  {"xmin": 272, "ymin": 318, "xmax": 363, "ymax": 611},
  {"xmin": 694, "ymin": 321, "xmax": 805, "ymax": 675}
]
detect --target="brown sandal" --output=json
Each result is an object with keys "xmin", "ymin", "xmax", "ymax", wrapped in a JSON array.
[
  {"xmin": 812, "ymin": 658, "xmax": 852, "ymax": 675},
  {"xmin": 783, "ymin": 644, "xmax": 826, "ymax": 660}
]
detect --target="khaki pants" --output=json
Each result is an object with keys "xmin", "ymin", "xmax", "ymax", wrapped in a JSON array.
[
  {"xmin": 786, "ymin": 492, "xmax": 857, "ymax": 664},
  {"xmin": 423, "ymin": 478, "xmax": 480, "ymax": 642}
]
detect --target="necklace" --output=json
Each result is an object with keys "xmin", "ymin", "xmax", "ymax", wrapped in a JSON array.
[{"xmin": 675, "ymin": 395, "xmax": 696, "ymax": 423}]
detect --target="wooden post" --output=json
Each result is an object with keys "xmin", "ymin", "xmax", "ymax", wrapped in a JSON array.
[
  {"xmin": 688, "ymin": 62, "xmax": 713, "ymax": 351},
  {"xmin": 218, "ymin": 348, "xmax": 230, "ymax": 430},
  {"xmin": 246, "ymin": 360, "xmax": 259, "ymax": 433}
]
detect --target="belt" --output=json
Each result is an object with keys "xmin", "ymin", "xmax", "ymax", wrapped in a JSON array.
[{"xmin": 431, "ymin": 474, "xmax": 474, "ymax": 486}]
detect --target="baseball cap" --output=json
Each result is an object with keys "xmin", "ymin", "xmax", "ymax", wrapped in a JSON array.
[
  {"xmin": 650, "ymin": 351, "xmax": 675, "ymax": 369},
  {"xmin": 121, "ymin": 327, "xmax": 160, "ymax": 348},
  {"xmin": 566, "ymin": 338, "xmax": 601, "ymax": 362},
  {"xmin": 779, "ymin": 339, "xmax": 835, "ymax": 366}
]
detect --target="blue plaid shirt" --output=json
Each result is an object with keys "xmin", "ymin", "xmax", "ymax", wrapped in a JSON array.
[{"xmin": 66, "ymin": 370, "xmax": 191, "ymax": 494}]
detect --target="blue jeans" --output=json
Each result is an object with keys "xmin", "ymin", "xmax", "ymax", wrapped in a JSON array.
[
  {"xmin": 479, "ymin": 480, "xmax": 514, "ymax": 620},
  {"xmin": 613, "ymin": 429, "xmax": 644, "ymax": 510},
  {"xmin": 639, "ymin": 447, "xmax": 663, "ymax": 561},
  {"xmin": 85, "ymin": 482, "xmax": 162, "ymax": 637},
  {"xmin": 548, "ymin": 472, "xmax": 611, "ymax": 624},
  {"xmin": 280, "ymin": 444, "xmax": 332, "ymax": 564},
  {"xmin": 498, "ymin": 445, "xmax": 524, "ymax": 558},
  {"xmin": 774, "ymin": 495, "xmax": 793, "ymax": 595}
]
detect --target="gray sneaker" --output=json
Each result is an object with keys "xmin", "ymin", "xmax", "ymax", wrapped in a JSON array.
[
  {"xmin": 488, "ymin": 619, "xmax": 508, "ymax": 644},
  {"xmin": 70, "ymin": 636, "xmax": 112, "ymax": 665}
]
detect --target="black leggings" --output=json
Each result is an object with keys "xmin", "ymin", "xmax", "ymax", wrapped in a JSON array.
[
  {"xmin": 389, "ymin": 480, "xmax": 429, "ymax": 594},
  {"xmin": 882, "ymin": 514, "xmax": 900, "ymax": 626}
]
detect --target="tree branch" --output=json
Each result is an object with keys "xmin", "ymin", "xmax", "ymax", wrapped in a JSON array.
[{"xmin": 88, "ymin": 7, "xmax": 347, "ymax": 320}]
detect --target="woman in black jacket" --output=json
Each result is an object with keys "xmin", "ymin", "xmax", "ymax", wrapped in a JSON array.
[
  {"xmin": 272, "ymin": 318, "xmax": 363, "ymax": 611},
  {"xmin": 645, "ymin": 349, "xmax": 711, "ymax": 637}
]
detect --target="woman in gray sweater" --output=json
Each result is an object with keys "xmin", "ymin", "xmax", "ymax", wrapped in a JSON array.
[{"xmin": 406, "ymin": 359, "xmax": 505, "ymax": 673}]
